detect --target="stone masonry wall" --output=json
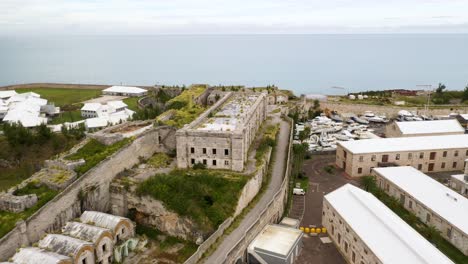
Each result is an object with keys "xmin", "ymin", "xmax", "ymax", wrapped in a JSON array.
[
  {"xmin": 0, "ymin": 127, "xmax": 174, "ymax": 261},
  {"xmin": 321, "ymin": 101, "xmax": 468, "ymax": 118}
]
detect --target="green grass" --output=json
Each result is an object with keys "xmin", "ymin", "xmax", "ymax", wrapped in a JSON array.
[
  {"xmin": 147, "ymin": 153, "xmax": 172, "ymax": 168},
  {"xmin": 0, "ymin": 183, "xmax": 58, "ymax": 238},
  {"xmin": 123, "ymin": 97, "xmax": 140, "ymax": 111},
  {"xmin": 362, "ymin": 176, "xmax": 468, "ymax": 264},
  {"xmin": 65, "ymin": 138, "xmax": 131, "ymax": 175},
  {"xmin": 49, "ymin": 110, "xmax": 84, "ymax": 124},
  {"xmin": 16, "ymin": 88, "xmax": 101, "ymax": 107},
  {"xmin": 255, "ymin": 124, "xmax": 279, "ymax": 166},
  {"xmin": 0, "ymin": 136, "xmax": 80, "ymax": 191},
  {"xmin": 135, "ymin": 225, "xmax": 197, "ymax": 263},
  {"xmin": 136, "ymin": 169, "xmax": 249, "ymax": 232}
]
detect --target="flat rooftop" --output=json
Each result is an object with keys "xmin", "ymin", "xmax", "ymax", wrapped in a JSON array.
[
  {"xmin": 395, "ymin": 120, "xmax": 464, "ymax": 135},
  {"xmin": 325, "ymin": 184, "xmax": 454, "ymax": 264},
  {"xmin": 195, "ymin": 93, "xmax": 263, "ymax": 132},
  {"xmin": 451, "ymin": 174, "xmax": 468, "ymax": 184},
  {"xmin": 374, "ymin": 166, "xmax": 468, "ymax": 235},
  {"xmin": 338, "ymin": 134, "xmax": 468, "ymax": 154},
  {"xmin": 249, "ymin": 224, "xmax": 302, "ymax": 257}
]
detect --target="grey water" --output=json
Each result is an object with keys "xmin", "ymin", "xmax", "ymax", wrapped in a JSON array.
[{"xmin": 0, "ymin": 34, "xmax": 467, "ymax": 95}]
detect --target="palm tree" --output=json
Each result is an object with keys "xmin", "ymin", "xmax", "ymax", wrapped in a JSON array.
[{"xmin": 360, "ymin": 176, "xmax": 376, "ymax": 192}]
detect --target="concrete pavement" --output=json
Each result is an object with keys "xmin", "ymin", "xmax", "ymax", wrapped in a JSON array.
[{"xmin": 205, "ymin": 113, "xmax": 291, "ymax": 263}]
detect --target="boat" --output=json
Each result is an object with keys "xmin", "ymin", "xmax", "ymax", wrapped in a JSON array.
[
  {"xmin": 330, "ymin": 115, "xmax": 343, "ymax": 122},
  {"xmin": 368, "ymin": 116, "xmax": 388, "ymax": 123},
  {"xmin": 351, "ymin": 116, "xmax": 369, "ymax": 124},
  {"xmin": 364, "ymin": 111, "xmax": 375, "ymax": 118}
]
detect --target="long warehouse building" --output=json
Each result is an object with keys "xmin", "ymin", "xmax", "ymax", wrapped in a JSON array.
[
  {"xmin": 336, "ymin": 134, "xmax": 468, "ymax": 177},
  {"xmin": 373, "ymin": 166, "xmax": 468, "ymax": 255},
  {"xmin": 385, "ymin": 119, "xmax": 465, "ymax": 138},
  {"xmin": 322, "ymin": 184, "xmax": 454, "ymax": 264}
]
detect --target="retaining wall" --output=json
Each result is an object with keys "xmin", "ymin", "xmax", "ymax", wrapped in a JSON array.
[{"xmin": 0, "ymin": 127, "xmax": 174, "ymax": 261}]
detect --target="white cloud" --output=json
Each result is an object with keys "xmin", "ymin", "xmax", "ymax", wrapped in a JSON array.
[{"xmin": 1, "ymin": 0, "xmax": 468, "ymax": 34}]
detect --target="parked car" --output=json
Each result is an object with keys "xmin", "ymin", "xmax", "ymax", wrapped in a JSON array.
[{"xmin": 293, "ymin": 188, "xmax": 306, "ymax": 195}]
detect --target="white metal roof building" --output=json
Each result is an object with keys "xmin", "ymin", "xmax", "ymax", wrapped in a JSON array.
[
  {"xmin": 102, "ymin": 86, "xmax": 147, "ymax": 97},
  {"xmin": 323, "ymin": 184, "xmax": 454, "ymax": 264},
  {"xmin": 386, "ymin": 120, "xmax": 465, "ymax": 138},
  {"xmin": 12, "ymin": 247, "xmax": 72, "ymax": 264},
  {"xmin": 0, "ymin": 90, "xmax": 17, "ymax": 99},
  {"xmin": 336, "ymin": 135, "xmax": 468, "ymax": 177},
  {"xmin": 373, "ymin": 166, "xmax": 468, "ymax": 255},
  {"xmin": 248, "ymin": 224, "xmax": 303, "ymax": 264},
  {"xmin": 339, "ymin": 134, "xmax": 468, "ymax": 154}
]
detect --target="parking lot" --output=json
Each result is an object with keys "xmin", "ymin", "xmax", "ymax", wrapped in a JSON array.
[{"xmin": 293, "ymin": 154, "xmax": 360, "ymax": 264}]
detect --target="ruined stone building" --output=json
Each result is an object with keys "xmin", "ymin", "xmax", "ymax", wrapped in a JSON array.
[
  {"xmin": 80, "ymin": 211, "xmax": 135, "ymax": 243},
  {"xmin": 62, "ymin": 222, "xmax": 114, "ymax": 264},
  {"xmin": 38, "ymin": 234, "xmax": 95, "ymax": 264},
  {"xmin": 176, "ymin": 92, "xmax": 267, "ymax": 171},
  {"xmin": 11, "ymin": 247, "xmax": 72, "ymax": 264}
]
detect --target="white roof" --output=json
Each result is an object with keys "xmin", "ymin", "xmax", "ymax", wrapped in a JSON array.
[
  {"xmin": 451, "ymin": 174, "xmax": 468, "ymax": 184},
  {"xmin": 374, "ymin": 166, "xmax": 468, "ymax": 235},
  {"xmin": 12, "ymin": 247, "xmax": 71, "ymax": 264},
  {"xmin": 81, "ymin": 103, "xmax": 101, "ymax": 112},
  {"xmin": 0, "ymin": 90, "xmax": 17, "ymax": 99},
  {"xmin": 459, "ymin": 114, "xmax": 468, "ymax": 121},
  {"xmin": 62, "ymin": 221, "xmax": 112, "ymax": 243},
  {"xmin": 395, "ymin": 120, "xmax": 464, "ymax": 135},
  {"xmin": 325, "ymin": 184, "xmax": 454, "ymax": 264},
  {"xmin": 107, "ymin": 100, "xmax": 128, "ymax": 109},
  {"xmin": 339, "ymin": 134, "xmax": 468, "ymax": 154},
  {"xmin": 39, "ymin": 234, "xmax": 93, "ymax": 256},
  {"xmin": 80, "ymin": 211, "xmax": 130, "ymax": 232},
  {"xmin": 103, "ymin": 86, "xmax": 147, "ymax": 94},
  {"xmin": 85, "ymin": 117, "xmax": 108, "ymax": 128},
  {"xmin": 248, "ymin": 224, "xmax": 302, "ymax": 257}
]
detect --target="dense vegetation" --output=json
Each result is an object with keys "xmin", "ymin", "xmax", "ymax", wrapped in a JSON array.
[
  {"xmin": 147, "ymin": 153, "xmax": 172, "ymax": 168},
  {"xmin": 0, "ymin": 182, "xmax": 58, "ymax": 238},
  {"xmin": 0, "ymin": 124, "xmax": 83, "ymax": 190},
  {"xmin": 135, "ymin": 225, "xmax": 197, "ymax": 263},
  {"xmin": 361, "ymin": 176, "xmax": 468, "ymax": 264},
  {"xmin": 136, "ymin": 169, "xmax": 249, "ymax": 232},
  {"xmin": 65, "ymin": 138, "xmax": 131, "ymax": 175},
  {"xmin": 255, "ymin": 124, "xmax": 279, "ymax": 166},
  {"xmin": 160, "ymin": 85, "xmax": 208, "ymax": 128}
]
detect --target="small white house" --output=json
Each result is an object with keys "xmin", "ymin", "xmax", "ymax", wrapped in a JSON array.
[{"xmin": 102, "ymin": 86, "xmax": 147, "ymax": 97}]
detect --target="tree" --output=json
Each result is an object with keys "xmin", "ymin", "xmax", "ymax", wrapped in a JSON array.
[
  {"xmin": 298, "ymin": 127, "xmax": 311, "ymax": 142},
  {"xmin": 360, "ymin": 176, "xmax": 376, "ymax": 191},
  {"xmin": 313, "ymin": 99, "xmax": 320, "ymax": 110},
  {"xmin": 462, "ymin": 84, "xmax": 468, "ymax": 102},
  {"xmin": 435, "ymin": 83, "xmax": 446, "ymax": 94}
]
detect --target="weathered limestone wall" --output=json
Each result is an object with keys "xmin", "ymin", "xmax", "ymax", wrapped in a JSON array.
[
  {"xmin": 321, "ymin": 101, "xmax": 468, "ymax": 118},
  {"xmin": 110, "ymin": 185, "xmax": 201, "ymax": 241},
  {"xmin": 0, "ymin": 127, "xmax": 174, "ymax": 261},
  {"xmin": 234, "ymin": 148, "xmax": 272, "ymax": 216}
]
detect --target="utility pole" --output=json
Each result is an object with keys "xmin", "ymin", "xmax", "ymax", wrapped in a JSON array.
[{"xmin": 416, "ymin": 84, "xmax": 433, "ymax": 116}]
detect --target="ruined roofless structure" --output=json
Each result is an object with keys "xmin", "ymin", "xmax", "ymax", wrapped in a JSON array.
[{"xmin": 176, "ymin": 91, "xmax": 267, "ymax": 172}]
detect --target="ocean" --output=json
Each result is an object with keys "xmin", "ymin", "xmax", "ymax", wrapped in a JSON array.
[{"xmin": 0, "ymin": 34, "xmax": 467, "ymax": 95}]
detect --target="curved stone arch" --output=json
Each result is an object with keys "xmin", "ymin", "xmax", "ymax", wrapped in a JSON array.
[{"xmin": 73, "ymin": 244, "xmax": 95, "ymax": 264}]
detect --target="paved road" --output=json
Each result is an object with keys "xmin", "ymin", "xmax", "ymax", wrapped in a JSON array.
[
  {"xmin": 295, "ymin": 154, "xmax": 359, "ymax": 264},
  {"xmin": 205, "ymin": 113, "xmax": 291, "ymax": 263}
]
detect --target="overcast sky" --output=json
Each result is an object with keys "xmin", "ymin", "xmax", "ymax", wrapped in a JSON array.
[{"xmin": 1, "ymin": 0, "xmax": 468, "ymax": 34}]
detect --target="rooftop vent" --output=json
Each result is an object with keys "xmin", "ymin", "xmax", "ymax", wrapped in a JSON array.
[{"xmin": 446, "ymin": 193, "xmax": 458, "ymax": 202}]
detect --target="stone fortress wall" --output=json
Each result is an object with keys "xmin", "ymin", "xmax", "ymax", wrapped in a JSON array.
[{"xmin": 0, "ymin": 126, "xmax": 176, "ymax": 261}]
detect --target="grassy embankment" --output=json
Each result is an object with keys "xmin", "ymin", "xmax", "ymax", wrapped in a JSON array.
[
  {"xmin": 0, "ymin": 182, "xmax": 58, "ymax": 238},
  {"xmin": 136, "ymin": 169, "xmax": 249, "ymax": 233},
  {"xmin": 65, "ymin": 138, "xmax": 132, "ymax": 175},
  {"xmin": 17, "ymin": 87, "xmax": 101, "ymax": 124},
  {"xmin": 158, "ymin": 85, "xmax": 207, "ymax": 128},
  {"xmin": 361, "ymin": 176, "xmax": 468, "ymax": 264},
  {"xmin": 135, "ymin": 225, "xmax": 197, "ymax": 263}
]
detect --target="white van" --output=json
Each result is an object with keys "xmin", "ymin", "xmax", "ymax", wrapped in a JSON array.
[{"xmin": 293, "ymin": 188, "xmax": 305, "ymax": 196}]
